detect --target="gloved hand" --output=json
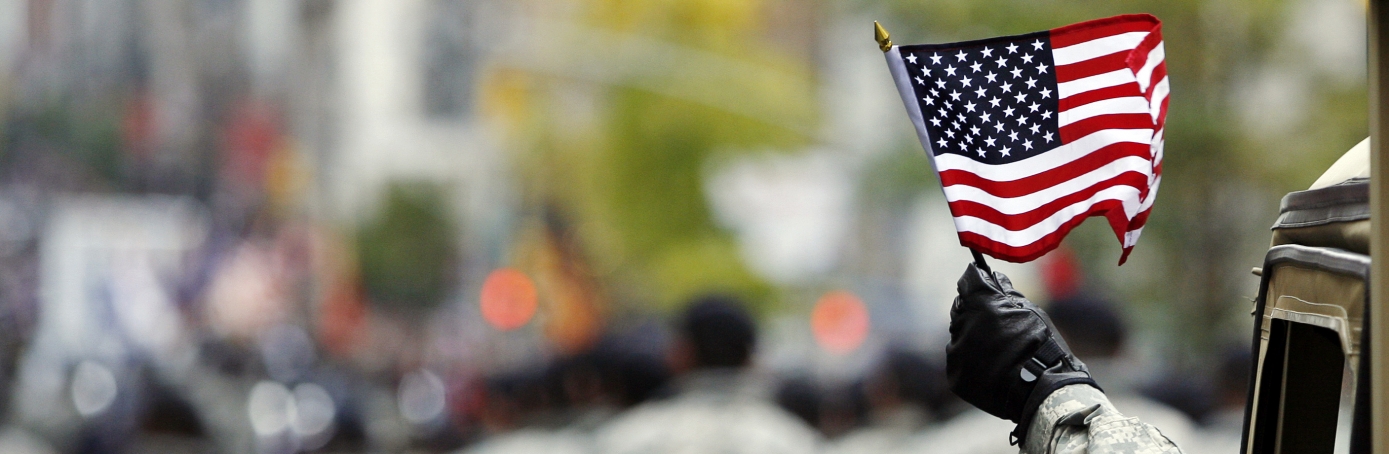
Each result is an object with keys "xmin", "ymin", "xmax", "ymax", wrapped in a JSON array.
[{"xmin": 946, "ymin": 263, "xmax": 1099, "ymax": 444}]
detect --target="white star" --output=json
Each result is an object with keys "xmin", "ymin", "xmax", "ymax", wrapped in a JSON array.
[
  {"xmin": 961, "ymin": 76, "xmax": 972, "ymax": 87},
  {"xmin": 1000, "ymin": 146, "xmax": 1011, "ymax": 156},
  {"xmin": 1043, "ymin": 131, "xmax": 1055, "ymax": 142},
  {"xmin": 950, "ymin": 91, "xmax": 962, "ymax": 101},
  {"xmin": 930, "ymin": 117, "xmax": 942, "ymax": 127},
  {"xmin": 964, "ymin": 101, "xmax": 976, "ymax": 112},
  {"xmin": 945, "ymin": 65, "xmax": 957, "ymax": 77},
  {"xmin": 984, "ymin": 137, "xmax": 997, "ymax": 147},
  {"xmin": 958, "ymin": 141, "xmax": 968, "ymax": 150},
  {"xmin": 1021, "ymin": 53, "xmax": 1034, "ymax": 64},
  {"xmin": 988, "ymin": 97, "xmax": 1002, "ymax": 108},
  {"xmin": 1041, "ymin": 110, "xmax": 1053, "ymax": 120},
  {"xmin": 1023, "ymin": 139, "xmax": 1034, "ymax": 150},
  {"xmin": 1025, "ymin": 78, "xmax": 1038, "ymax": 89},
  {"xmin": 1007, "ymin": 43, "xmax": 1019, "ymax": 54},
  {"xmin": 982, "ymin": 47, "xmax": 994, "ymax": 58},
  {"xmin": 914, "ymin": 76, "xmax": 924, "ymax": 85},
  {"xmin": 970, "ymin": 61, "xmax": 983, "ymax": 73},
  {"xmin": 980, "ymin": 112, "xmax": 992, "ymax": 123},
  {"xmin": 1000, "ymin": 82, "xmax": 1013, "ymax": 93},
  {"xmin": 921, "ymin": 66, "xmax": 932, "ymax": 76},
  {"xmin": 1028, "ymin": 102, "xmax": 1040, "ymax": 112},
  {"xmin": 956, "ymin": 50, "xmax": 968, "ymax": 61},
  {"xmin": 1016, "ymin": 115, "xmax": 1028, "ymax": 125},
  {"xmin": 930, "ymin": 53, "xmax": 943, "ymax": 64},
  {"xmin": 1010, "ymin": 67, "xmax": 1023, "ymax": 78},
  {"xmin": 1008, "ymin": 131, "xmax": 1019, "ymax": 141},
  {"xmin": 1039, "ymin": 87, "xmax": 1052, "ymax": 98},
  {"xmin": 937, "ymin": 137, "xmax": 948, "ymax": 148},
  {"xmin": 1003, "ymin": 106, "xmax": 1016, "ymax": 117},
  {"xmin": 995, "ymin": 56, "xmax": 1007, "ymax": 68},
  {"xmin": 977, "ymin": 148, "xmax": 987, "ymax": 157},
  {"xmin": 970, "ymin": 125, "xmax": 981, "ymax": 136},
  {"xmin": 1036, "ymin": 63, "xmax": 1049, "ymax": 74},
  {"xmin": 994, "ymin": 122, "xmax": 1005, "ymax": 132},
  {"xmin": 1032, "ymin": 39, "xmax": 1044, "ymax": 50},
  {"xmin": 945, "ymin": 129, "xmax": 956, "ymax": 139},
  {"xmin": 965, "ymin": 135, "xmax": 973, "ymax": 144},
  {"xmin": 975, "ymin": 87, "xmax": 987, "ymax": 98},
  {"xmin": 935, "ymin": 79, "xmax": 947, "ymax": 89},
  {"xmin": 957, "ymin": 113, "xmax": 967, "ymax": 122},
  {"xmin": 1029, "ymin": 124, "xmax": 1041, "ymax": 134},
  {"xmin": 1014, "ymin": 93, "xmax": 1027, "ymax": 103},
  {"xmin": 906, "ymin": 54, "xmax": 918, "ymax": 64},
  {"xmin": 929, "ymin": 88, "xmax": 939, "ymax": 96},
  {"xmin": 985, "ymin": 72, "xmax": 998, "ymax": 83},
  {"xmin": 923, "ymin": 96, "xmax": 935, "ymax": 106}
]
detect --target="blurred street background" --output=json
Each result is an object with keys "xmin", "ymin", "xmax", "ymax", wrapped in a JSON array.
[{"xmin": 0, "ymin": 0, "xmax": 1370, "ymax": 453}]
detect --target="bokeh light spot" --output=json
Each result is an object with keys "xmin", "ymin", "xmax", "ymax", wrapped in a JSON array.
[
  {"xmin": 811, "ymin": 290, "xmax": 870, "ymax": 354},
  {"xmin": 480, "ymin": 268, "xmax": 538, "ymax": 331}
]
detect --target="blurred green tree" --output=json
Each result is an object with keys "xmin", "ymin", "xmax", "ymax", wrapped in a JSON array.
[{"xmin": 357, "ymin": 182, "xmax": 458, "ymax": 315}]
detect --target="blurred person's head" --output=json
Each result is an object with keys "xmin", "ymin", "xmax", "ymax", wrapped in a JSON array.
[
  {"xmin": 865, "ymin": 348, "xmax": 944, "ymax": 421},
  {"xmin": 669, "ymin": 294, "xmax": 757, "ymax": 374},
  {"xmin": 1216, "ymin": 345, "xmax": 1252, "ymax": 411},
  {"xmin": 1047, "ymin": 295, "xmax": 1127, "ymax": 360}
]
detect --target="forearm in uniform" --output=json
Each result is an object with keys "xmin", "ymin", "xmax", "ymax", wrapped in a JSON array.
[{"xmin": 1022, "ymin": 384, "xmax": 1183, "ymax": 454}]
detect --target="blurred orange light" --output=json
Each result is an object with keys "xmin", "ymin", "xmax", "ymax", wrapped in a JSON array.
[
  {"xmin": 811, "ymin": 291, "xmax": 870, "ymax": 354},
  {"xmin": 480, "ymin": 268, "xmax": 538, "ymax": 331}
]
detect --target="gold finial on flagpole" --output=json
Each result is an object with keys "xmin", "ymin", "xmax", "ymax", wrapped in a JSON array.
[{"xmin": 874, "ymin": 21, "xmax": 892, "ymax": 52}]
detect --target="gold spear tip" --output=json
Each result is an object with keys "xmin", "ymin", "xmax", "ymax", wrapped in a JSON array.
[{"xmin": 874, "ymin": 21, "xmax": 892, "ymax": 52}]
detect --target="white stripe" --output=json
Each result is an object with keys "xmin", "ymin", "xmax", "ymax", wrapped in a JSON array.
[
  {"xmin": 884, "ymin": 47, "xmax": 941, "ymax": 183},
  {"xmin": 934, "ymin": 128, "xmax": 1153, "ymax": 181},
  {"xmin": 941, "ymin": 156, "xmax": 1151, "ymax": 215},
  {"xmin": 1057, "ymin": 68, "xmax": 1137, "ymax": 99},
  {"xmin": 1052, "ymin": 31, "xmax": 1148, "ymax": 66},
  {"xmin": 1135, "ymin": 43, "xmax": 1165, "ymax": 92},
  {"xmin": 1123, "ymin": 227, "xmax": 1143, "ymax": 247},
  {"xmin": 1148, "ymin": 77, "xmax": 1169, "ymax": 123},
  {"xmin": 1058, "ymin": 96, "xmax": 1150, "ymax": 127},
  {"xmin": 952, "ymin": 187, "xmax": 1143, "ymax": 247}
]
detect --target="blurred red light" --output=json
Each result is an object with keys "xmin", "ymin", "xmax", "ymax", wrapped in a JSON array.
[
  {"xmin": 811, "ymin": 291, "xmax": 870, "ymax": 354},
  {"xmin": 480, "ymin": 268, "xmax": 538, "ymax": 331}
]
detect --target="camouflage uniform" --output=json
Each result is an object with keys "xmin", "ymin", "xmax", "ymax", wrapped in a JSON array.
[{"xmin": 1023, "ymin": 385, "xmax": 1184, "ymax": 454}]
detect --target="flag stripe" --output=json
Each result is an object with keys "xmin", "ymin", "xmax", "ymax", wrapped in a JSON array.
[
  {"xmin": 1058, "ymin": 82, "xmax": 1140, "ymax": 112},
  {"xmin": 1135, "ymin": 43, "xmax": 1165, "ymax": 93},
  {"xmin": 1055, "ymin": 51, "xmax": 1134, "ymax": 82},
  {"xmin": 1057, "ymin": 68, "xmax": 1137, "ymax": 99},
  {"xmin": 1060, "ymin": 113, "xmax": 1154, "ymax": 143},
  {"xmin": 1058, "ymin": 97, "xmax": 1150, "ymax": 127},
  {"xmin": 932, "ymin": 129, "xmax": 1152, "ymax": 180},
  {"xmin": 1052, "ymin": 32, "xmax": 1149, "ymax": 66},
  {"xmin": 947, "ymin": 175, "xmax": 1147, "ymax": 230},
  {"xmin": 1050, "ymin": 15, "xmax": 1157, "ymax": 48},
  {"xmin": 953, "ymin": 195, "xmax": 1138, "ymax": 247},
  {"xmin": 939, "ymin": 142, "xmax": 1150, "ymax": 194},
  {"xmin": 943, "ymin": 165, "xmax": 1149, "ymax": 217}
]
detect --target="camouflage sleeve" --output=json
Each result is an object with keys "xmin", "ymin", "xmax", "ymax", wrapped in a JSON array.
[{"xmin": 1022, "ymin": 384, "xmax": 1184, "ymax": 454}]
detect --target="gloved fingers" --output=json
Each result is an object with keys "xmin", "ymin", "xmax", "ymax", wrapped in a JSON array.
[{"xmin": 957, "ymin": 263, "xmax": 1001, "ymax": 297}]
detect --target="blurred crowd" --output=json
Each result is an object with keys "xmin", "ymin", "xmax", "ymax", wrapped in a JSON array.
[{"xmin": 0, "ymin": 0, "xmax": 1370, "ymax": 452}]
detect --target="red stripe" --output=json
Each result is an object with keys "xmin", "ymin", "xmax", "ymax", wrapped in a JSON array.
[
  {"xmin": 958, "ymin": 199, "xmax": 1133, "ymax": 263},
  {"xmin": 1055, "ymin": 51, "xmax": 1131, "ymax": 83},
  {"xmin": 1058, "ymin": 114, "xmax": 1154, "ymax": 143},
  {"xmin": 945, "ymin": 172, "xmax": 1148, "ymax": 230},
  {"xmin": 938, "ymin": 141, "xmax": 1151, "ymax": 197},
  {"xmin": 1127, "ymin": 27, "xmax": 1165, "ymax": 74},
  {"xmin": 1049, "ymin": 14, "xmax": 1159, "ymax": 48},
  {"xmin": 1144, "ymin": 64, "xmax": 1168, "ymax": 100},
  {"xmin": 1153, "ymin": 91, "xmax": 1169, "ymax": 130},
  {"xmin": 1058, "ymin": 83, "xmax": 1141, "ymax": 112}
]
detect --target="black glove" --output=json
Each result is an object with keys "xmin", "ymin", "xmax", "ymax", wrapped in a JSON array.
[{"xmin": 946, "ymin": 263, "xmax": 1099, "ymax": 444}]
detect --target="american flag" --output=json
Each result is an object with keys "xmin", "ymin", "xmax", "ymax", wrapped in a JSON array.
[{"xmin": 884, "ymin": 14, "xmax": 1167, "ymax": 264}]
